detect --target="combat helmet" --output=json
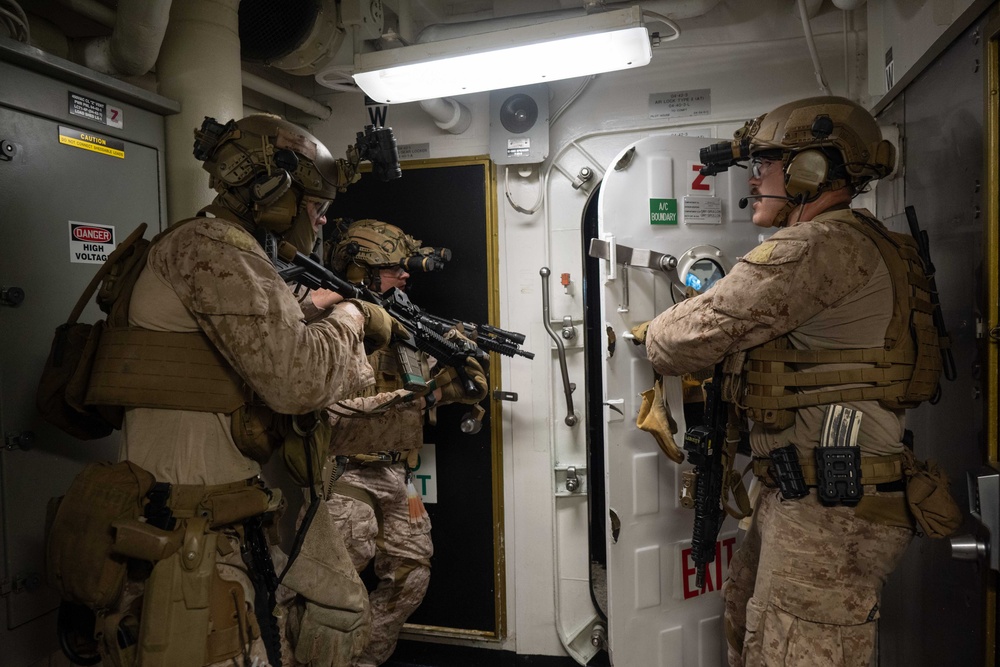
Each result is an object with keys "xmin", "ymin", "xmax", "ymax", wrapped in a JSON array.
[
  {"xmin": 193, "ymin": 114, "xmax": 354, "ymax": 249},
  {"xmin": 329, "ymin": 219, "xmax": 450, "ymax": 291},
  {"xmin": 740, "ymin": 96, "xmax": 896, "ymax": 199}
]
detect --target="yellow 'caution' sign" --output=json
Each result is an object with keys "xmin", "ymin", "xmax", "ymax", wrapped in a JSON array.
[{"xmin": 58, "ymin": 125, "xmax": 125, "ymax": 159}]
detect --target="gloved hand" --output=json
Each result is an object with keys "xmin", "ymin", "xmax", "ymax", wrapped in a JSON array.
[
  {"xmin": 636, "ymin": 376, "xmax": 683, "ymax": 463},
  {"xmin": 347, "ymin": 299, "xmax": 408, "ymax": 351},
  {"xmin": 433, "ymin": 358, "xmax": 488, "ymax": 405},
  {"xmin": 630, "ymin": 321, "xmax": 651, "ymax": 345}
]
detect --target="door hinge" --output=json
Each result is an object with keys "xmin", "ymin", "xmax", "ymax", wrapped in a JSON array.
[{"xmin": 0, "ymin": 572, "xmax": 42, "ymax": 596}]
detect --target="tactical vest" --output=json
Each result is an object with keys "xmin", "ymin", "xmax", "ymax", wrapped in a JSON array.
[
  {"xmin": 83, "ymin": 213, "xmax": 281, "ymax": 461},
  {"xmin": 738, "ymin": 210, "xmax": 943, "ymax": 430}
]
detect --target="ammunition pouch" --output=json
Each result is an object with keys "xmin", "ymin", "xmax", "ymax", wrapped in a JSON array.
[
  {"xmin": 753, "ymin": 449, "xmax": 912, "ymax": 520},
  {"xmin": 753, "ymin": 450, "xmax": 904, "ymax": 490}
]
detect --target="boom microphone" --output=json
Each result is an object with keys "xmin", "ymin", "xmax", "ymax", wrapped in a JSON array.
[{"xmin": 738, "ymin": 194, "xmax": 798, "ymax": 209}]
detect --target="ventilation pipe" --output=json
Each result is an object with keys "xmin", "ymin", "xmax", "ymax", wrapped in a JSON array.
[
  {"xmin": 158, "ymin": 0, "xmax": 243, "ymax": 222},
  {"xmin": 75, "ymin": 0, "xmax": 173, "ymax": 76},
  {"xmin": 241, "ymin": 71, "xmax": 333, "ymax": 120},
  {"xmin": 418, "ymin": 97, "xmax": 472, "ymax": 134},
  {"xmin": 57, "ymin": 0, "xmax": 114, "ymax": 28}
]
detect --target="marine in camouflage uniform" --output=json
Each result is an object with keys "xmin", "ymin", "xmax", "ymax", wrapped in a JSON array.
[
  {"xmin": 320, "ymin": 220, "xmax": 487, "ymax": 667},
  {"xmin": 642, "ymin": 97, "xmax": 929, "ymax": 667},
  {"xmin": 77, "ymin": 115, "xmax": 398, "ymax": 666}
]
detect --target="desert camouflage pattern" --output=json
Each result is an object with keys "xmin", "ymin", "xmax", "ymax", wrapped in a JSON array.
[
  {"xmin": 116, "ymin": 211, "xmax": 373, "ymax": 663},
  {"xmin": 122, "ymin": 213, "xmax": 373, "ymax": 485},
  {"xmin": 646, "ymin": 208, "xmax": 905, "ymax": 459},
  {"xmin": 724, "ymin": 488, "xmax": 911, "ymax": 666},
  {"xmin": 326, "ymin": 464, "xmax": 433, "ymax": 667},
  {"xmin": 645, "ymin": 208, "xmax": 915, "ymax": 666},
  {"xmin": 326, "ymin": 388, "xmax": 423, "ymax": 456}
]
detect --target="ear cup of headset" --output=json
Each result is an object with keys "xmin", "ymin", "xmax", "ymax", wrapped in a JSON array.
[
  {"xmin": 251, "ymin": 170, "xmax": 298, "ymax": 233},
  {"xmin": 784, "ymin": 150, "xmax": 829, "ymax": 201}
]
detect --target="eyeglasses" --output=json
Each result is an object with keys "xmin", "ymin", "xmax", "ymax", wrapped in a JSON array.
[
  {"xmin": 379, "ymin": 265, "xmax": 408, "ymax": 279},
  {"xmin": 750, "ymin": 157, "xmax": 781, "ymax": 179},
  {"xmin": 302, "ymin": 196, "xmax": 332, "ymax": 217}
]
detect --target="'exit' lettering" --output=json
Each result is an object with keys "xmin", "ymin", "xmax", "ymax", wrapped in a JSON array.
[{"xmin": 681, "ymin": 536, "xmax": 737, "ymax": 599}]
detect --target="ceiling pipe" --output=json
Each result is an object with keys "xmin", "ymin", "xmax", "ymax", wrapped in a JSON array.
[
  {"xmin": 56, "ymin": 0, "xmax": 115, "ymax": 28},
  {"xmin": 418, "ymin": 97, "xmax": 472, "ymax": 134},
  {"xmin": 75, "ymin": 0, "xmax": 173, "ymax": 76},
  {"xmin": 242, "ymin": 70, "xmax": 334, "ymax": 120},
  {"xmin": 158, "ymin": 0, "xmax": 243, "ymax": 222}
]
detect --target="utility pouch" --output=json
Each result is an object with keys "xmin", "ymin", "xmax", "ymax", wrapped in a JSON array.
[
  {"xmin": 47, "ymin": 461, "xmax": 155, "ymax": 610},
  {"xmin": 36, "ymin": 223, "xmax": 149, "ymax": 440},
  {"xmin": 231, "ymin": 402, "xmax": 282, "ymax": 463},
  {"xmin": 815, "ymin": 446, "xmax": 863, "ymax": 506},
  {"xmin": 36, "ymin": 321, "xmax": 119, "ymax": 440},
  {"xmin": 769, "ymin": 445, "xmax": 809, "ymax": 500},
  {"xmin": 901, "ymin": 449, "xmax": 963, "ymax": 538}
]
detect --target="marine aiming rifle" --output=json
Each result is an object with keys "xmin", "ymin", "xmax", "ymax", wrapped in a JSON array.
[
  {"xmin": 680, "ymin": 365, "xmax": 729, "ymax": 589},
  {"xmin": 269, "ymin": 237, "xmax": 532, "ymax": 398}
]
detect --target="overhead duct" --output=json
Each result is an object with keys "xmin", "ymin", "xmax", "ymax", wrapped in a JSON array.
[
  {"xmin": 239, "ymin": 0, "xmax": 346, "ymax": 76},
  {"xmin": 75, "ymin": 0, "xmax": 173, "ymax": 76}
]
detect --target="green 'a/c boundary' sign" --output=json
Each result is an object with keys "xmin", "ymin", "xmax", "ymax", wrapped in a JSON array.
[{"xmin": 650, "ymin": 198, "xmax": 678, "ymax": 225}]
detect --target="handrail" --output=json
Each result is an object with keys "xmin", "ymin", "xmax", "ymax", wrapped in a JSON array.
[{"xmin": 539, "ymin": 267, "xmax": 578, "ymax": 427}]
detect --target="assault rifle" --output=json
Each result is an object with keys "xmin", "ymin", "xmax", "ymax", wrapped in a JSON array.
[
  {"xmin": 269, "ymin": 237, "xmax": 531, "ymax": 398},
  {"xmin": 680, "ymin": 365, "xmax": 728, "ymax": 589},
  {"xmin": 419, "ymin": 312, "xmax": 535, "ymax": 360},
  {"xmin": 905, "ymin": 205, "xmax": 956, "ymax": 382}
]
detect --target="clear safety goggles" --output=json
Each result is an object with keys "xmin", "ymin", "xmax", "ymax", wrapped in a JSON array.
[
  {"xmin": 749, "ymin": 157, "xmax": 782, "ymax": 179},
  {"xmin": 302, "ymin": 196, "xmax": 332, "ymax": 217},
  {"xmin": 379, "ymin": 265, "xmax": 409, "ymax": 279}
]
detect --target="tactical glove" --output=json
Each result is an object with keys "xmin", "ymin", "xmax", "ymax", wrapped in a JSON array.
[
  {"xmin": 636, "ymin": 376, "xmax": 683, "ymax": 463},
  {"xmin": 630, "ymin": 321, "xmax": 651, "ymax": 345},
  {"xmin": 347, "ymin": 300, "xmax": 408, "ymax": 351},
  {"xmin": 433, "ymin": 358, "xmax": 488, "ymax": 405}
]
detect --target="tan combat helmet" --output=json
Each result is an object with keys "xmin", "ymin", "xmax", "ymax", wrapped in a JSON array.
[
  {"xmin": 742, "ymin": 95, "xmax": 896, "ymax": 199},
  {"xmin": 329, "ymin": 219, "xmax": 422, "ymax": 287},
  {"xmin": 193, "ymin": 114, "xmax": 359, "ymax": 246}
]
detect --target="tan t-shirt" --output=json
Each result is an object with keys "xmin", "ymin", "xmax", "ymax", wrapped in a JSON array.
[
  {"xmin": 646, "ymin": 208, "xmax": 905, "ymax": 458},
  {"xmin": 120, "ymin": 215, "xmax": 374, "ymax": 485}
]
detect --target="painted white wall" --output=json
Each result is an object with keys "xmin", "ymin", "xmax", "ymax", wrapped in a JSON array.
[{"xmin": 306, "ymin": 1, "xmax": 864, "ymax": 658}]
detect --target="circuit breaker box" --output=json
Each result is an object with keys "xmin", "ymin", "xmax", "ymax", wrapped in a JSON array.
[{"xmin": 0, "ymin": 44, "xmax": 174, "ymax": 666}]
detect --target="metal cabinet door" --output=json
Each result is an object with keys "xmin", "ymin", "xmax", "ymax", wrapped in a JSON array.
[{"xmin": 0, "ymin": 105, "xmax": 159, "ymax": 629}]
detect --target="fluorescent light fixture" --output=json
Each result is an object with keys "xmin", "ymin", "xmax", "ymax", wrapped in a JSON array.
[{"xmin": 352, "ymin": 6, "xmax": 651, "ymax": 104}]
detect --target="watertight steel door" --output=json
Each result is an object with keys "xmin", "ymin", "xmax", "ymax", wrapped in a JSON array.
[{"xmin": 595, "ymin": 134, "xmax": 760, "ymax": 666}]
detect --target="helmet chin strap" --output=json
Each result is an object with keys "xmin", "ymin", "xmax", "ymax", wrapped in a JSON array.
[
  {"xmin": 771, "ymin": 196, "xmax": 802, "ymax": 228},
  {"xmin": 279, "ymin": 203, "xmax": 318, "ymax": 255}
]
